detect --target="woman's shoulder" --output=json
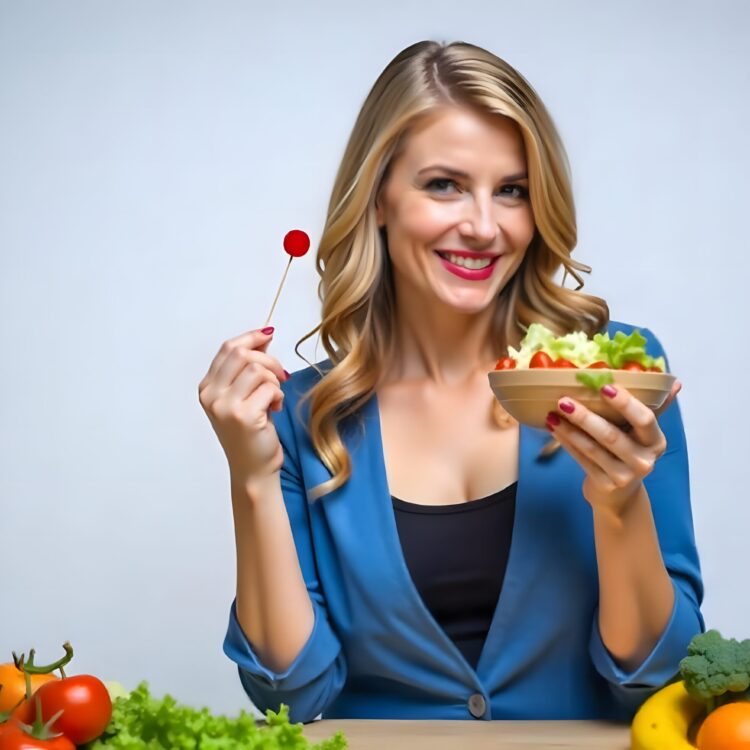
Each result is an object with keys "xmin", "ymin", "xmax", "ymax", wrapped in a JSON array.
[
  {"xmin": 604, "ymin": 318, "xmax": 651, "ymax": 336},
  {"xmin": 282, "ymin": 358, "xmax": 333, "ymax": 399}
]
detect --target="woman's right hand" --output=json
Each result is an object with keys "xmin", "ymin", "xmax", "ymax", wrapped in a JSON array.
[{"xmin": 198, "ymin": 328, "xmax": 289, "ymax": 485}]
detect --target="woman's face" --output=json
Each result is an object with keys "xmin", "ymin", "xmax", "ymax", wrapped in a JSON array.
[{"xmin": 375, "ymin": 105, "xmax": 536, "ymax": 315}]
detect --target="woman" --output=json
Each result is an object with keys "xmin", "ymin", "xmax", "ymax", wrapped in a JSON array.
[{"xmin": 198, "ymin": 40, "xmax": 704, "ymax": 723}]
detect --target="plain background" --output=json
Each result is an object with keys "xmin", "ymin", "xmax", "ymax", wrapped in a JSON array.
[{"xmin": 1, "ymin": 0, "xmax": 748, "ymax": 720}]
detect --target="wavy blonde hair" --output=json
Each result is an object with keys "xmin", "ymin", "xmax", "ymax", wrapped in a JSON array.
[{"xmin": 291, "ymin": 40, "xmax": 609, "ymax": 501}]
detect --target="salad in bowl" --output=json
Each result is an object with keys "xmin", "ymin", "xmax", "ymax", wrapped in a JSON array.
[{"xmin": 488, "ymin": 323, "xmax": 676, "ymax": 430}]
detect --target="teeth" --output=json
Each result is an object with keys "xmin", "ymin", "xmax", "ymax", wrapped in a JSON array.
[{"xmin": 439, "ymin": 252, "xmax": 493, "ymax": 270}]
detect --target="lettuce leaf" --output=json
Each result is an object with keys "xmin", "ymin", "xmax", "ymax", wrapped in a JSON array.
[
  {"xmin": 575, "ymin": 371, "xmax": 615, "ymax": 391},
  {"xmin": 80, "ymin": 681, "xmax": 347, "ymax": 749},
  {"xmin": 507, "ymin": 322, "xmax": 667, "ymax": 371}
]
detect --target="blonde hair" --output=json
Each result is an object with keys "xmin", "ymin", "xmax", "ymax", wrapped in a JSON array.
[{"xmin": 292, "ymin": 40, "xmax": 609, "ymax": 501}]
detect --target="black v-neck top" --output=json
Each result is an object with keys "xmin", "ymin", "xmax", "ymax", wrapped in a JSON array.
[{"xmin": 391, "ymin": 482, "xmax": 517, "ymax": 670}]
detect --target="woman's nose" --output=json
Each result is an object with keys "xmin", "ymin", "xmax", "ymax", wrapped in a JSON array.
[{"xmin": 458, "ymin": 199, "xmax": 499, "ymax": 244}]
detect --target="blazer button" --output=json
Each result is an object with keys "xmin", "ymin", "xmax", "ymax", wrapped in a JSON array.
[{"xmin": 468, "ymin": 692, "xmax": 486, "ymax": 718}]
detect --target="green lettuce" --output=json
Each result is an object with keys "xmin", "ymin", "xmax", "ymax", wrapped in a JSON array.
[
  {"xmin": 80, "ymin": 681, "xmax": 347, "ymax": 749},
  {"xmin": 507, "ymin": 322, "xmax": 666, "ymax": 372}
]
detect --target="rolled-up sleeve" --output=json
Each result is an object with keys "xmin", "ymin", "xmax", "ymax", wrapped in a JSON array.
[
  {"xmin": 587, "ymin": 327, "xmax": 705, "ymax": 716},
  {"xmin": 222, "ymin": 379, "xmax": 347, "ymax": 723}
]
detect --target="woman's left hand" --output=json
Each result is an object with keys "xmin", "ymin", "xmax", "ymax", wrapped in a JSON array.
[{"xmin": 546, "ymin": 380, "xmax": 682, "ymax": 517}]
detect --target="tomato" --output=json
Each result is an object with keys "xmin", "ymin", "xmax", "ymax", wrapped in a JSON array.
[
  {"xmin": 0, "ymin": 666, "xmax": 57, "ymax": 713},
  {"xmin": 551, "ymin": 358, "xmax": 577, "ymax": 368},
  {"xmin": 647, "ymin": 365, "xmax": 663, "ymax": 372},
  {"xmin": 494, "ymin": 356, "xmax": 516, "ymax": 370},
  {"xmin": 0, "ymin": 721, "xmax": 75, "ymax": 750},
  {"xmin": 696, "ymin": 700, "xmax": 750, "ymax": 749},
  {"xmin": 529, "ymin": 351, "xmax": 554, "ymax": 368},
  {"xmin": 14, "ymin": 676, "xmax": 112, "ymax": 746},
  {"xmin": 621, "ymin": 361, "xmax": 646, "ymax": 372},
  {"xmin": 586, "ymin": 360, "xmax": 610, "ymax": 369}
]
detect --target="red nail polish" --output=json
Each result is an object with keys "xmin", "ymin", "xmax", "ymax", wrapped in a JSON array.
[
  {"xmin": 283, "ymin": 369, "xmax": 291, "ymax": 379},
  {"xmin": 601, "ymin": 385, "xmax": 617, "ymax": 398},
  {"xmin": 546, "ymin": 412, "xmax": 561, "ymax": 427},
  {"xmin": 559, "ymin": 400, "xmax": 575, "ymax": 414},
  {"xmin": 261, "ymin": 326, "xmax": 275, "ymax": 335}
]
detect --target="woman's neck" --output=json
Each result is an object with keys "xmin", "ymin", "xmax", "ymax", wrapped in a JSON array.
[{"xmin": 384, "ymin": 299, "xmax": 498, "ymax": 388}]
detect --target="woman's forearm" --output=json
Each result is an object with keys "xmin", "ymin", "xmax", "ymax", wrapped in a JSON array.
[
  {"xmin": 231, "ymin": 472, "xmax": 315, "ymax": 673},
  {"xmin": 592, "ymin": 483, "xmax": 675, "ymax": 673}
]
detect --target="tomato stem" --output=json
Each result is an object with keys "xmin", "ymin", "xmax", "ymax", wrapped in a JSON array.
[
  {"xmin": 14, "ymin": 694, "xmax": 66, "ymax": 740},
  {"xmin": 15, "ymin": 642, "xmax": 74, "ymax": 676}
]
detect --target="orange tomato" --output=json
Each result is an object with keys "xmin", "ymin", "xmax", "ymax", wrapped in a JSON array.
[
  {"xmin": 697, "ymin": 701, "xmax": 750, "ymax": 750},
  {"xmin": 0, "ymin": 663, "xmax": 58, "ymax": 713}
]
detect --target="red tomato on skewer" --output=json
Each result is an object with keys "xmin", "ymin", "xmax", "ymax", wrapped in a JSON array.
[{"xmin": 283, "ymin": 229, "xmax": 310, "ymax": 257}]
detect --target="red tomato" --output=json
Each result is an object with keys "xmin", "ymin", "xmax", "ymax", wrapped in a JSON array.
[
  {"xmin": 586, "ymin": 360, "xmax": 610, "ymax": 369},
  {"xmin": 494, "ymin": 356, "xmax": 516, "ymax": 370},
  {"xmin": 529, "ymin": 351, "xmax": 554, "ymax": 368},
  {"xmin": 551, "ymin": 358, "xmax": 578, "ymax": 368},
  {"xmin": 14, "ymin": 676, "xmax": 112, "ymax": 746},
  {"xmin": 0, "ymin": 721, "xmax": 75, "ymax": 750},
  {"xmin": 621, "ymin": 361, "xmax": 647, "ymax": 372},
  {"xmin": 647, "ymin": 365, "xmax": 663, "ymax": 372}
]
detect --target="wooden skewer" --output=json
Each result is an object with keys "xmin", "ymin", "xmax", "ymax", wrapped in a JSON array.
[{"xmin": 264, "ymin": 256, "xmax": 293, "ymax": 328}]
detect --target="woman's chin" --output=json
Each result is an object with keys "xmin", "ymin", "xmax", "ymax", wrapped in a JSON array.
[{"xmin": 436, "ymin": 289, "xmax": 497, "ymax": 315}]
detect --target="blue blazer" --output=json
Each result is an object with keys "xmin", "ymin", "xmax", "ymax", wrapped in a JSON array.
[{"xmin": 223, "ymin": 320, "xmax": 705, "ymax": 723}]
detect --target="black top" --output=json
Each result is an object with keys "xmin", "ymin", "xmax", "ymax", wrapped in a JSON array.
[{"xmin": 392, "ymin": 482, "xmax": 517, "ymax": 670}]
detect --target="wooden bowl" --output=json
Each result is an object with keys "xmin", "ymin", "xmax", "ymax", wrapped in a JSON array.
[{"xmin": 487, "ymin": 368, "xmax": 676, "ymax": 429}]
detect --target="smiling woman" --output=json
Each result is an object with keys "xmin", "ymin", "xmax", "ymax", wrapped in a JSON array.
[{"xmin": 204, "ymin": 39, "xmax": 705, "ymax": 727}]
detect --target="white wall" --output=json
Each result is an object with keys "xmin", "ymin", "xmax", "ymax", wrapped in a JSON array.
[{"xmin": 1, "ymin": 0, "xmax": 748, "ymax": 719}]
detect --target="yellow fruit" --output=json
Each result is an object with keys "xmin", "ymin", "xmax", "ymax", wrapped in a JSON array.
[{"xmin": 631, "ymin": 680, "xmax": 705, "ymax": 750}]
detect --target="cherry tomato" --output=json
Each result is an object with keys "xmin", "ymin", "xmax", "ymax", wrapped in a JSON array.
[
  {"xmin": 529, "ymin": 351, "xmax": 554, "ymax": 368},
  {"xmin": 0, "ymin": 721, "xmax": 75, "ymax": 750},
  {"xmin": 621, "ymin": 361, "xmax": 647, "ymax": 372},
  {"xmin": 586, "ymin": 360, "xmax": 610, "ymax": 369},
  {"xmin": 647, "ymin": 365, "xmax": 663, "ymax": 372},
  {"xmin": 0, "ymin": 665, "xmax": 58, "ymax": 713},
  {"xmin": 14, "ymin": 676, "xmax": 112, "ymax": 746},
  {"xmin": 551, "ymin": 358, "xmax": 578, "ymax": 368},
  {"xmin": 494, "ymin": 356, "xmax": 516, "ymax": 370}
]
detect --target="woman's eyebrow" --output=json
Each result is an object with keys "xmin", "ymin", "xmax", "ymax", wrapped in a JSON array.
[{"xmin": 417, "ymin": 165, "xmax": 528, "ymax": 181}]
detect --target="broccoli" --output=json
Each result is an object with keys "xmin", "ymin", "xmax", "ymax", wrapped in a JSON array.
[{"xmin": 679, "ymin": 629, "xmax": 750, "ymax": 713}]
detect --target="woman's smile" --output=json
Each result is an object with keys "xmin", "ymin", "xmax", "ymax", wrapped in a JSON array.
[{"xmin": 434, "ymin": 250, "xmax": 502, "ymax": 280}]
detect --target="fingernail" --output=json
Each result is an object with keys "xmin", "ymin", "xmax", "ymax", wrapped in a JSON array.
[
  {"xmin": 601, "ymin": 385, "xmax": 617, "ymax": 398},
  {"xmin": 283, "ymin": 369, "xmax": 291, "ymax": 379},
  {"xmin": 261, "ymin": 326, "xmax": 275, "ymax": 335},
  {"xmin": 559, "ymin": 400, "xmax": 575, "ymax": 414},
  {"xmin": 546, "ymin": 411, "xmax": 561, "ymax": 427}
]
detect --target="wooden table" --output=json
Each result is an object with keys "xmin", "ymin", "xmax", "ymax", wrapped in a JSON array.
[{"xmin": 302, "ymin": 719, "xmax": 632, "ymax": 749}]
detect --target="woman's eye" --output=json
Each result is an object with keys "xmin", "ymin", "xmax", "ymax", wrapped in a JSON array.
[
  {"xmin": 501, "ymin": 184, "xmax": 530, "ymax": 200},
  {"xmin": 425, "ymin": 178, "xmax": 458, "ymax": 193},
  {"xmin": 425, "ymin": 178, "xmax": 529, "ymax": 200}
]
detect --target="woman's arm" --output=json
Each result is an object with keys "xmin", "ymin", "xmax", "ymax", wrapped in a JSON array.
[{"xmin": 592, "ymin": 482, "xmax": 676, "ymax": 672}]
